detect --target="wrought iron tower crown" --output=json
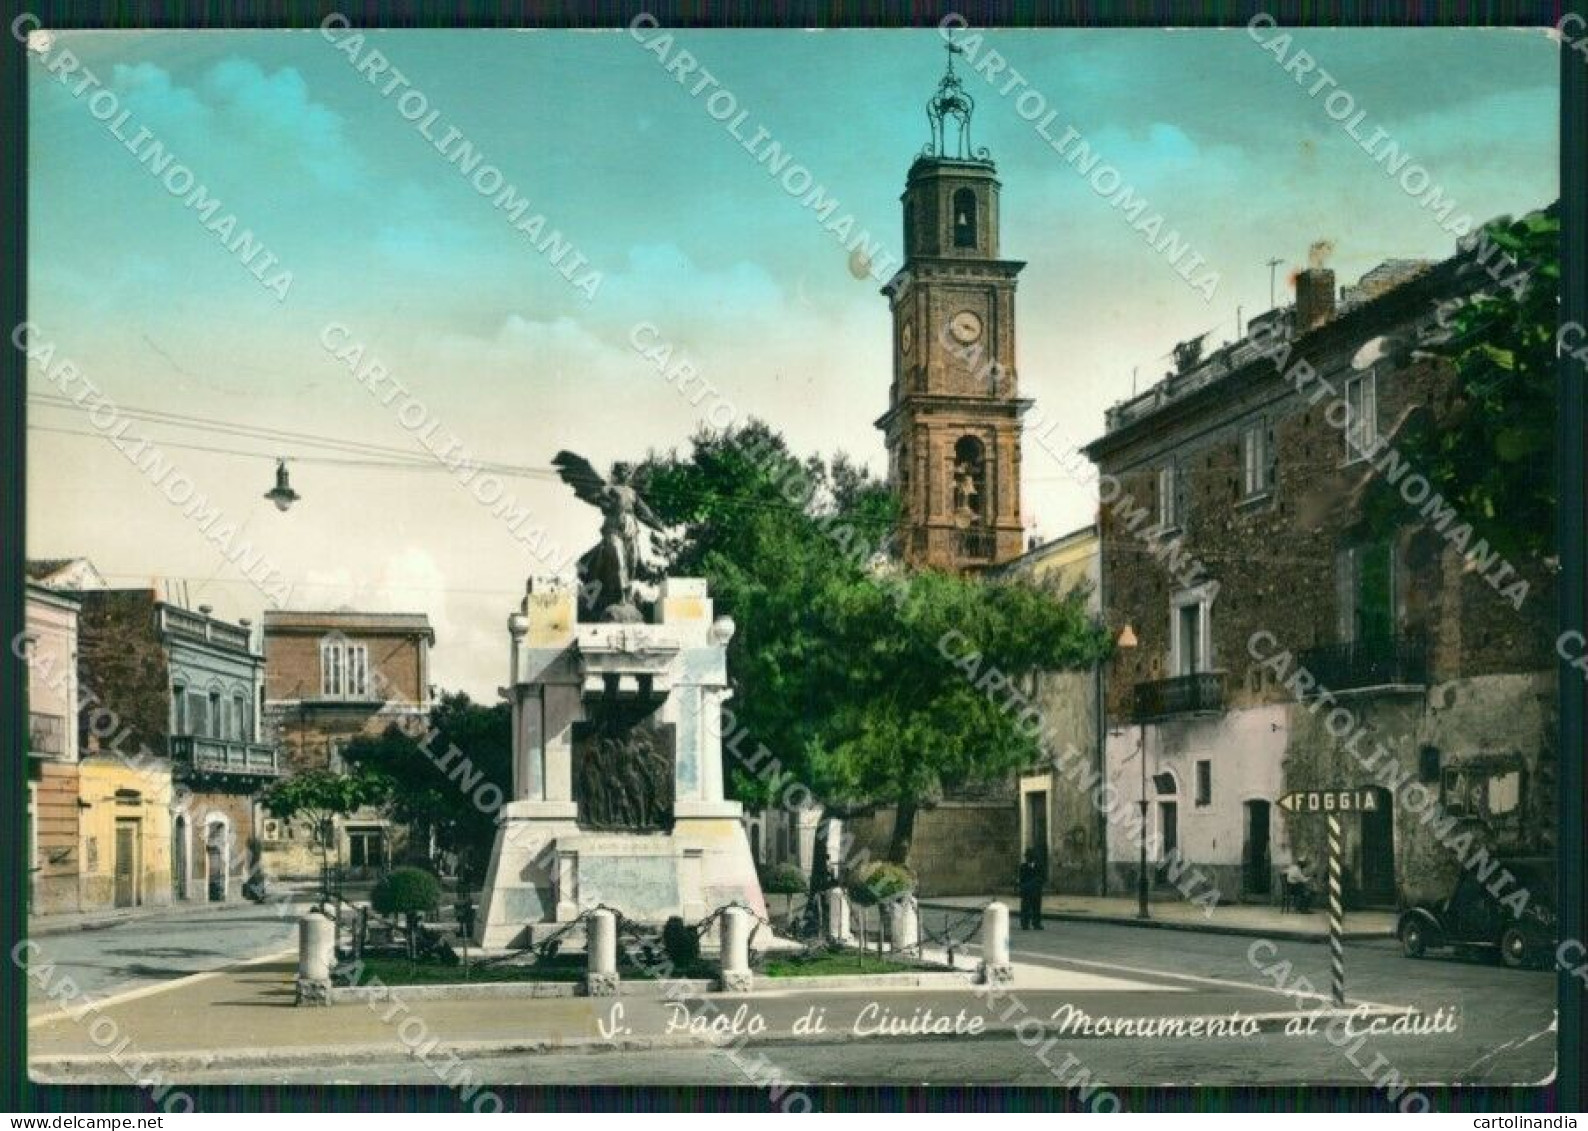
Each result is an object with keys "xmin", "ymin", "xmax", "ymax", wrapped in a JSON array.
[{"xmin": 924, "ymin": 35, "xmax": 990, "ymax": 162}]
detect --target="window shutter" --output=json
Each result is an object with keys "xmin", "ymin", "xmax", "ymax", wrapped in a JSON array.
[
  {"xmin": 1175, "ymin": 461, "xmax": 1188, "ymax": 525},
  {"xmin": 1265, "ymin": 423, "xmax": 1277, "ymax": 491}
]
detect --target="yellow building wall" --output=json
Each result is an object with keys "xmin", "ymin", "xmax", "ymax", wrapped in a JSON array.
[{"xmin": 76, "ymin": 757, "xmax": 174, "ymax": 912}]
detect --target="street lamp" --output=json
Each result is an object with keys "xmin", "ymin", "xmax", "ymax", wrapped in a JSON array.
[
  {"xmin": 264, "ymin": 459, "xmax": 300, "ymax": 512},
  {"xmin": 1114, "ymin": 624, "xmax": 1151, "ymax": 921}
]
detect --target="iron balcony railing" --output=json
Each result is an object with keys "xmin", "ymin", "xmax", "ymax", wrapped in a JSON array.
[
  {"xmin": 28, "ymin": 711, "xmax": 66, "ymax": 757},
  {"xmin": 1132, "ymin": 671, "xmax": 1226, "ymax": 721},
  {"xmin": 957, "ymin": 528, "xmax": 997, "ymax": 560},
  {"xmin": 1296, "ymin": 633, "xmax": 1428, "ymax": 694},
  {"xmin": 169, "ymin": 734, "xmax": 284, "ymax": 777}
]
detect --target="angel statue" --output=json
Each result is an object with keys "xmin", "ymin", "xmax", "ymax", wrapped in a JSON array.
[{"xmin": 552, "ymin": 451, "xmax": 666, "ymax": 621}]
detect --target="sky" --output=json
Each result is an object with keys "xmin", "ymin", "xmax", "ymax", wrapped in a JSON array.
[{"xmin": 25, "ymin": 26, "xmax": 1561, "ymax": 697}]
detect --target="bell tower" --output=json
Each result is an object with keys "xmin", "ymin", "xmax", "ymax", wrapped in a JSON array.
[{"xmin": 877, "ymin": 40, "xmax": 1029, "ymax": 572}]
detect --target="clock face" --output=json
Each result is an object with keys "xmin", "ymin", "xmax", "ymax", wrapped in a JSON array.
[
  {"xmin": 949, "ymin": 310, "xmax": 983, "ymax": 345},
  {"xmin": 900, "ymin": 319, "xmax": 915, "ymax": 354}
]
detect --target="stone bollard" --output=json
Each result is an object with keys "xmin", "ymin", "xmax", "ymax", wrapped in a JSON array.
[
  {"xmin": 824, "ymin": 887, "xmax": 854, "ymax": 945},
  {"xmin": 585, "ymin": 909, "xmax": 619, "ymax": 997},
  {"xmin": 718, "ymin": 907, "xmax": 754, "ymax": 992},
  {"xmin": 978, "ymin": 901, "xmax": 1013, "ymax": 985},
  {"xmin": 296, "ymin": 910, "xmax": 335, "ymax": 1006},
  {"xmin": 888, "ymin": 895, "xmax": 920, "ymax": 954}
]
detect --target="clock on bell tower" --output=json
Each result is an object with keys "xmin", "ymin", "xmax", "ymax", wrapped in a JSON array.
[{"xmin": 877, "ymin": 40, "xmax": 1030, "ymax": 573}]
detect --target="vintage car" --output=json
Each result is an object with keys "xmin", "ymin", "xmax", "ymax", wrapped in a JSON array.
[{"xmin": 1397, "ymin": 857, "xmax": 1556, "ymax": 968}]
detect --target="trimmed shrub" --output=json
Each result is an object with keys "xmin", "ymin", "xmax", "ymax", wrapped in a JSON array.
[
  {"xmin": 758, "ymin": 862, "xmax": 809, "ymax": 896},
  {"xmin": 847, "ymin": 861, "xmax": 916, "ymax": 907},
  {"xmin": 372, "ymin": 867, "xmax": 441, "ymax": 959},
  {"xmin": 662, "ymin": 915, "xmax": 700, "ymax": 968}
]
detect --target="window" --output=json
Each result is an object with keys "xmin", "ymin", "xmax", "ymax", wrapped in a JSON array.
[
  {"xmin": 320, "ymin": 640, "xmax": 370, "ymax": 699},
  {"xmin": 188, "ymin": 691, "xmax": 209, "ymax": 738},
  {"xmin": 952, "ymin": 188, "xmax": 977, "ymax": 249},
  {"xmin": 328, "ymin": 737, "xmax": 349, "ymax": 774},
  {"xmin": 172, "ymin": 683, "xmax": 188, "ymax": 734},
  {"xmin": 1344, "ymin": 371, "xmax": 1378, "ymax": 462},
  {"xmin": 1195, "ymin": 760, "xmax": 1212, "ymax": 807},
  {"xmin": 347, "ymin": 644, "xmax": 369, "ymax": 698},
  {"xmin": 1158, "ymin": 463, "xmax": 1184, "ymax": 529},
  {"xmin": 1336, "ymin": 540, "xmax": 1397, "ymax": 643},
  {"xmin": 1241, "ymin": 421, "xmax": 1274, "ymax": 497},
  {"xmin": 348, "ymin": 827, "xmax": 385, "ymax": 868},
  {"xmin": 1171, "ymin": 587, "xmax": 1214, "ymax": 676},
  {"xmin": 321, "ymin": 639, "xmax": 343, "ymax": 697},
  {"xmin": 208, "ymin": 690, "xmax": 223, "ymax": 739},
  {"xmin": 233, "ymin": 692, "xmax": 249, "ymax": 741}
]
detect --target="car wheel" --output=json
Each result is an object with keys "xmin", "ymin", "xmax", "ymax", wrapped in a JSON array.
[
  {"xmin": 1400, "ymin": 920, "xmax": 1428, "ymax": 959},
  {"xmin": 1499, "ymin": 926, "xmax": 1530, "ymax": 969}
]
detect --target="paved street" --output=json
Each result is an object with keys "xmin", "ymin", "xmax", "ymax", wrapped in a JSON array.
[
  {"xmin": 31, "ymin": 914, "xmax": 1555, "ymax": 1089},
  {"xmin": 25, "ymin": 897, "xmax": 304, "ymax": 1010}
]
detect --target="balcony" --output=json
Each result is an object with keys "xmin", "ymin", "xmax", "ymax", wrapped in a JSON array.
[
  {"xmin": 1132, "ymin": 672, "xmax": 1226, "ymax": 721},
  {"xmin": 28, "ymin": 711, "xmax": 67, "ymax": 758},
  {"xmin": 1297, "ymin": 633, "xmax": 1428, "ymax": 694},
  {"xmin": 169, "ymin": 735, "xmax": 284, "ymax": 778}
]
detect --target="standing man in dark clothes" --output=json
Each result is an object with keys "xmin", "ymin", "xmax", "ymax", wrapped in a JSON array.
[{"xmin": 1018, "ymin": 847, "xmax": 1044, "ymax": 930}]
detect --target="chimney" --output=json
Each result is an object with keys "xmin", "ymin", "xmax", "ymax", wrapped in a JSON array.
[{"xmin": 1295, "ymin": 240, "xmax": 1337, "ymax": 331}]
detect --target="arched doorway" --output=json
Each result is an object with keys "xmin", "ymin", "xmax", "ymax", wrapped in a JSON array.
[{"xmin": 205, "ymin": 816, "xmax": 229, "ymax": 902}]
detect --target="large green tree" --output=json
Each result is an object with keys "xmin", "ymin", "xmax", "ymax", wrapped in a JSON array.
[{"xmin": 631, "ymin": 420, "xmax": 1108, "ymax": 865}]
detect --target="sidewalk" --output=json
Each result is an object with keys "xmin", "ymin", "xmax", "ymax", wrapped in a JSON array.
[
  {"xmin": 27, "ymin": 892, "xmax": 309, "ymax": 938},
  {"xmin": 919, "ymin": 894, "xmax": 1398, "ymax": 942}
]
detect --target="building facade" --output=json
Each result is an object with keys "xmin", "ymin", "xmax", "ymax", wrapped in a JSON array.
[
  {"xmin": 1082, "ymin": 226, "xmax": 1557, "ymax": 909},
  {"xmin": 73, "ymin": 589, "xmax": 282, "ymax": 911},
  {"xmin": 991, "ymin": 524, "xmax": 1108, "ymax": 894},
  {"xmin": 877, "ymin": 51, "xmax": 1029, "ymax": 573},
  {"xmin": 25, "ymin": 582, "xmax": 82, "ymax": 915},
  {"xmin": 261, "ymin": 610, "xmax": 434, "ymax": 878}
]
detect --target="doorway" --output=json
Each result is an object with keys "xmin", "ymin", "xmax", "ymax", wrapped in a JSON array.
[
  {"xmin": 1243, "ymin": 800, "xmax": 1272, "ymax": 896},
  {"xmin": 173, "ymin": 814, "xmax": 188, "ymax": 900},
  {"xmin": 1358, "ymin": 786, "xmax": 1396, "ymax": 906},
  {"xmin": 1024, "ymin": 790, "xmax": 1049, "ymax": 880},
  {"xmin": 114, "ymin": 820, "xmax": 139, "ymax": 908},
  {"xmin": 1158, "ymin": 801, "xmax": 1179, "ymax": 859},
  {"xmin": 206, "ymin": 820, "xmax": 228, "ymax": 901}
]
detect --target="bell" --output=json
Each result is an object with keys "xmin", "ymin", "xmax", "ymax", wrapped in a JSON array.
[{"xmin": 264, "ymin": 459, "xmax": 300, "ymax": 512}]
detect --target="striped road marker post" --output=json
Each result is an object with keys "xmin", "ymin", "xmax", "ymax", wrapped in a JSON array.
[
  {"xmin": 1280, "ymin": 788, "xmax": 1377, "ymax": 1009},
  {"xmin": 1327, "ymin": 812, "xmax": 1345, "ymax": 1007}
]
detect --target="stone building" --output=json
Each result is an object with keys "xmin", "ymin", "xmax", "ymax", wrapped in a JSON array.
[
  {"xmin": 990, "ymin": 524, "xmax": 1107, "ymax": 895},
  {"xmin": 260, "ymin": 609, "xmax": 434, "ymax": 878},
  {"xmin": 73, "ymin": 588, "xmax": 282, "ymax": 910},
  {"xmin": 24, "ymin": 580, "xmax": 83, "ymax": 915},
  {"xmin": 1081, "ymin": 221, "xmax": 1557, "ymax": 909}
]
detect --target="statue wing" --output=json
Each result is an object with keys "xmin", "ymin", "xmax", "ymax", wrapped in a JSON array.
[{"xmin": 552, "ymin": 450, "xmax": 609, "ymax": 509}]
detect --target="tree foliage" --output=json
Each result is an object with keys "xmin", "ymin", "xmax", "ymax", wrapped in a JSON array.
[
  {"xmin": 341, "ymin": 692, "xmax": 511, "ymax": 883},
  {"xmin": 259, "ymin": 766, "xmax": 390, "ymax": 880},
  {"xmin": 629, "ymin": 420, "xmax": 1109, "ymax": 863}
]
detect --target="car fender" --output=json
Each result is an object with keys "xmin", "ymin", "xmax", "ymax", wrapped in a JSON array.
[{"xmin": 1398, "ymin": 907, "xmax": 1444, "ymax": 944}]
